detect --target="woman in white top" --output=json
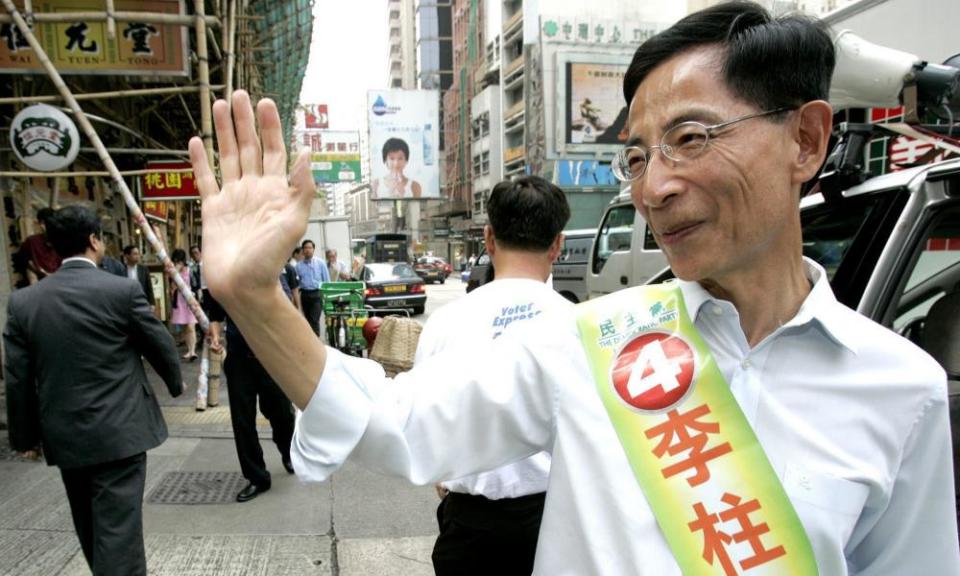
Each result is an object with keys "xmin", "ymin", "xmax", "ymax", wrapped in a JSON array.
[{"xmin": 372, "ymin": 137, "xmax": 422, "ymax": 199}]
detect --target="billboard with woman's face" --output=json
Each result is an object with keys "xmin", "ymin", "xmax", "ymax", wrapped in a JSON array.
[{"xmin": 367, "ymin": 89, "xmax": 440, "ymax": 200}]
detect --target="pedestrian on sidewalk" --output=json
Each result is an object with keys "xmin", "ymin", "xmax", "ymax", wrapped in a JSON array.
[
  {"xmin": 4, "ymin": 204, "xmax": 182, "ymax": 576},
  {"xmin": 205, "ymin": 270, "xmax": 296, "ymax": 502},
  {"xmin": 169, "ymin": 248, "xmax": 198, "ymax": 361},
  {"xmin": 296, "ymin": 239, "xmax": 329, "ymax": 337},
  {"xmin": 414, "ymin": 176, "xmax": 572, "ymax": 576}
]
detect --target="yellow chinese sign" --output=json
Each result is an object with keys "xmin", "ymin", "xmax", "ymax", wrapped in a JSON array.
[
  {"xmin": 141, "ymin": 161, "xmax": 197, "ymax": 200},
  {"xmin": 0, "ymin": 0, "xmax": 188, "ymax": 76}
]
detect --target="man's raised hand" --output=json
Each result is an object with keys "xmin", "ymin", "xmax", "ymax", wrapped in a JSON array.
[{"xmin": 189, "ymin": 91, "xmax": 314, "ymax": 306}]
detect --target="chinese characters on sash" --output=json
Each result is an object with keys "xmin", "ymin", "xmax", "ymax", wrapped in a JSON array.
[{"xmin": 645, "ymin": 403, "xmax": 786, "ymax": 574}]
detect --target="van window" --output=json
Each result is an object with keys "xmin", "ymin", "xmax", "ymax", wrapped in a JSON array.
[
  {"xmin": 593, "ymin": 204, "xmax": 635, "ymax": 273},
  {"xmin": 560, "ymin": 236, "xmax": 593, "ymax": 264},
  {"xmin": 800, "ymin": 196, "xmax": 881, "ymax": 281}
]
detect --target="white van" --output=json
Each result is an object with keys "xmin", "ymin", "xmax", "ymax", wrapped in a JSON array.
[
  {"xmin": 586, "ymin": 189, "xmax": 668, "ymax": 299},
  {"xmin": 552, "ymin": 229, "xmax": 596, "ymax": 303}
]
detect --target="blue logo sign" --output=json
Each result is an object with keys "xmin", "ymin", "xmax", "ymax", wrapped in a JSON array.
[{"xmin": 372, "ymin": 96, "xmax": 387, "ymax": 116}]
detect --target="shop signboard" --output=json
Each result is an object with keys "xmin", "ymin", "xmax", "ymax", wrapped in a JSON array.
[
  {"xmin": 9, "ymin": 103, "xmax": 80, "ymax": 171},
  {"xmin": 141, "ymin": 161, "xmax": 197, "ymax": 200},
  {"xmin": 304, "ymin": 104, "xmax": 329, "ymax": 129},
  {"xmin": 367, "ymin": 89, "xmax": 440, "ymax": 200},
  {"xmin": 306, "ymin": 130, "xmax": 361, "ymax": 183},
  {"xmin": 0, "ymin": 0, "xmax": 189, "ymax": 76}
]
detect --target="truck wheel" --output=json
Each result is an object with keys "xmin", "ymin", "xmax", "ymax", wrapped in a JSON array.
[
  {"xmin": 412, "ymin": 306, "xmax": 425, "ymax": 315},
  {"xmin": 440, "ymin": 276, "xmax": 446, "ymax": 284}
]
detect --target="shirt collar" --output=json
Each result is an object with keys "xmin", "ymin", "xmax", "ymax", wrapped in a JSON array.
[
  {"xmin": 62, "ymin": 256, "xmax": 97, "ymax": 268},
  {"xmin": 676, "ymin": 257, "xmax": 858, "ymax": 354}
]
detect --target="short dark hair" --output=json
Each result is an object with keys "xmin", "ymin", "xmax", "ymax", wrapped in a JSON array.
[
  {"xmin": 381, "ymin": 138, "xmax": 409, "ymax": 162},
  {"xmin": 122, "ymin": 244, "xmax": 139, "ymax": 256},
  {"xmin": 292, "ymin": 247, "xmax": 301, "ymax": 257},
  {"xmin": 171, "ymin": 248, "xmax": 187, "ymax": 265},
  {"xmin": 46, "ymin": 205, "xmax": 101, "ymax": 258},
  {"xmin": 622, "ymin": 1, "xmax": 835, "ymax": 110},
  {"xmin": 487, "ymin": 176, "xmax": 570, "ymax": 251},
  {"xmin": 37, "ymin": 207, "xmax": 54, "ymax": 225},
  {"xmin": 189, "ymin": 245, "xmax": 200, "ymax": 254},
  {"xmin": 302, "ymin": 239, "xmax": 315, "ymax": 250}
]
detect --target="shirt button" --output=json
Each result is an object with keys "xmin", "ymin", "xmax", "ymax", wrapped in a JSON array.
[
  {"xmin": 741, "ymin": 359, "xmax": 752, "ymax": 370},
  {"xmin": 712, "ymin": 305, "xmax": 723, "ymax": 316}
]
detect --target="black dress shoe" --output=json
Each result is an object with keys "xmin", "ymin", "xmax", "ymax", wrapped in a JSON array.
[
  {"xmin": 282, "ymin": 456, "xmax": 295, "ymax": 475},
  {"xmin": 236, "ymin": 482, "xmax": 269, "ymax": 503}
]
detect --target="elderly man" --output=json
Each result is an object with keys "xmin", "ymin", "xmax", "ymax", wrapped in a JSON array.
[{"xmin": 189, "ymin": 3, "xmax": 959, "ymax": 574}]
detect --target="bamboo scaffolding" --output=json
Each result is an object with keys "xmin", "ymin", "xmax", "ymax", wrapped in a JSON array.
[
  {"xmin": 0, "ymin": 147, "xmax": 189, "ymax": 156},
  {"xmin": 0, "ymin": 84, "xmax": 225, "ymax": 105},
  {"xmin": 1, "ymin": 0, "xmax": 210, "ymax": 331},
  {"xmin": 194, "ymin": 0, "xmax": 213, "ymax": 163},
  {"xmin": 224, "ymin": 0, "xmax": 236, "ymax": 99},
  {"xmin": 0, "ymin": 12, "xmax": 219, "ymax": 26}
]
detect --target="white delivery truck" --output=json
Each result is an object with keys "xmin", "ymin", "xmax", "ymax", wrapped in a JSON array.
[
  {"xmin": 552, "ymin": 228, "xmax": 597, "ymax": 303},
  {"xmin": 302, "ymin": 216, "xmax": 351, "ymax": 262},
  {"xmin": 585, "ymin": 189, "xmax": 668, "ymax": 300}
]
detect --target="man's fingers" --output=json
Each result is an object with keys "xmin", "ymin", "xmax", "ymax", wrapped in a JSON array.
[
  {"xmin": 258, "ymin": 99, "xmax": 287, "ymax": 177},
  {"xmin": 290, "ymin": 150, "xmax": 316, "ymax": 210},
  {"xmin": 231, "ymin": 90, "xmax": 263, "ymax": 177},
  {"xmin": 189, "ymin": 137, "xmax": 220, "ymax": 201},
  {"xmin": 212, "ymin": 99, "xmax": 240, "ymax": 183}
]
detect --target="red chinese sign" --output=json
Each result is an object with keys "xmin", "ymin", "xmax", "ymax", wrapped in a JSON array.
[
  {"xmin": 689, "ymin": 492, "xmax": 786, "ymax": 575},
  {"xmin": 141, "ymin": 161, "xmax": 197, "ymax": 200},
  {"xmin": 645, "ymin": 403, "xmax": 733, "ymax": 486}
]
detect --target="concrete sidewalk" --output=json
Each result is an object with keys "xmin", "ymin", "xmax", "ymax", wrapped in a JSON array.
[{"xmin": 0, "ymin": 356, "xmax": 438, "ymax": 575}]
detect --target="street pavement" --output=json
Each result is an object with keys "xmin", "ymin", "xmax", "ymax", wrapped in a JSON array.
[{"xmin": 0, "ymin": 278, "xmax": 469, "ymax": 576}]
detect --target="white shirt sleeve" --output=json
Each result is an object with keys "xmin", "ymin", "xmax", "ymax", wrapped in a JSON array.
[
  {"xmin": 845, "ymin": 375, "xmax": 960, "ymax": 574},
  {"xmin": 291, "ymin": 324, "xmax": 563, "ymax": 485}
]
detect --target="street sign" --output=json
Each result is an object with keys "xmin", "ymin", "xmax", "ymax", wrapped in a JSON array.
[{"xmin": 9, "ymin": 104, "xmax": 80, "ymax": 171}]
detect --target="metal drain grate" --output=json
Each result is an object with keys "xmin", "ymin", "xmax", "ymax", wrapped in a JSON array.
[{"xmin": 148, "ymin": 471, "xmax": 248, "ymax": 504}]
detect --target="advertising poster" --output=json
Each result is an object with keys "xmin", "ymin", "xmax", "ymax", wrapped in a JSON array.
[
  {"xmin": 305, "ymin": 130, "xmax": 360, "ymax": 183},
  {"xmin": 367, "ymin": 89, "xmax": 440, "ymax": 200},
  {"xmin": 566, "ymin": 62, "xmax": 629, "ymax": 146}
]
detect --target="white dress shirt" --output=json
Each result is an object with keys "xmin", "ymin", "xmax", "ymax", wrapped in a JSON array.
[
  {"xmin": 291, "ymin": 259, "xmax": 958, "ymax": 575},
  {"xmin": 414, "ymin": 278, "xmax": 571, "ymax": 499}
]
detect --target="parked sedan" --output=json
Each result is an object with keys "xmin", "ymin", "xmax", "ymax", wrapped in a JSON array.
[
  {"xmin": 362, "ymin": 262, "xmax": 426, "ymax": 315},
  {"xmin": 414, "ymin": 256, "xmax": 448, "ymax": 284}
]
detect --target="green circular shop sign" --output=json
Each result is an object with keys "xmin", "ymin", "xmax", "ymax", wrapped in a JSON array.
[{"xmin": 10, "ymin": 104, "xmax": 80, "ymax": 171}]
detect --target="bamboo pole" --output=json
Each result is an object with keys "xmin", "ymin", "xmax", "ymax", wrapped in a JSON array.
[
  {"xmin": 105, "ymin": 0, "xmax": 115, "ymax": 40},
  {"xmin": 224, "ymin": 0, "xmax": 236, "ymax": 99},
  {"xmin": 0, "ymin": 167, "xmax": 195, "ymax": 177},
  {"xmin": 194, "ymin": 0, "xmax": 214, "ymax": 164},
  {"xmin": 177, "ymin": 92, "xmax": 199, "ymax": 133},
  {"xmin": 0, "ymin": 84, "xmax": 225, "ymax": 105},
  {"xmin": 1, "ymin": 0, "xmax": 209, "ymax": 331},
  {"xmin": 0, "ymin": 12, "xmax": 219, "ymax": 26}
]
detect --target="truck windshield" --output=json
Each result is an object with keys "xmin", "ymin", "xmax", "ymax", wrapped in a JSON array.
[{"xmin": 801, "ymin": 194, "xmax": 882, "ymax": 281}]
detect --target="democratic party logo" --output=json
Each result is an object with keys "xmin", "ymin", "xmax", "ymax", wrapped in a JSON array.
[
  {"xmin": 10, "ymin": 104, "xmax": 80, "ymax": 171},
  {"xmin": 610, "ymin": 331, "xmax": 695, "ymax": 412}
]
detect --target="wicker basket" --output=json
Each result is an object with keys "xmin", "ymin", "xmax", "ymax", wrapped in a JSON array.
[{"xmin": 369, "ymin": 316, "xmax": 423, "ymax": 377}]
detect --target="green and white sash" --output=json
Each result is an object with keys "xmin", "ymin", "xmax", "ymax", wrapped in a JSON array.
[{"xmin": 576, "ymin": 282, "xmax": 817, "ymax": 575}]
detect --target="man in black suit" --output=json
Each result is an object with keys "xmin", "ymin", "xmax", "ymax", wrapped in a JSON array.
[
  {"xmin": 4, "ymin": 205, "xmax": 182, "ymax": 576},
  {"xmin": 122, "ymin": 244, "xmax": 157, "ymax": 314}
]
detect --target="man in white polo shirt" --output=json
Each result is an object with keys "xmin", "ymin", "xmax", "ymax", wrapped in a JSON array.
[{"xmin": 414, "ymin": 175, "xmax": 571, "ymax": 575}]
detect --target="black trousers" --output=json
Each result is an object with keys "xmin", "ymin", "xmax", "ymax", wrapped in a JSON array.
[
  {"xmin": 301, "ymin": 289, "xmax": 323, "ymax": 337},
  {"xmin": 224, "ymin": 350, "xmax": 295, "ymax": 488},
  {"xmin": 59, "ymin": 452, "xmax": 148, "ymax": 576},
  {"xmin": 432, "ymin": 491, "xmax": 546, "ymax": 576}
]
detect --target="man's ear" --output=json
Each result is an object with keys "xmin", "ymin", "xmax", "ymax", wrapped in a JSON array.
[
  {"xmin": 546, "ymin": 233, "xmax": 565, "ymax": 262},
  {"xmin": 483, "ymin": 224, "xmax": 495, "ymax": 257},
  {"xmin": 792, "ymin": 100, "xmax": 833, "ymax": 185}
]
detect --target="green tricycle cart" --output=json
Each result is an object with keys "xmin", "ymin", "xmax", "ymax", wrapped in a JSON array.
[{"xmin": 321, "ymin": 281, "xmax": 368, "ymax": 357}]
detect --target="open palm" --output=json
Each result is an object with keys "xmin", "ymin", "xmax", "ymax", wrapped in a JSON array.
[{"xmin": 189, "ymin": 92, "xmax": 314, "ymax": 303}]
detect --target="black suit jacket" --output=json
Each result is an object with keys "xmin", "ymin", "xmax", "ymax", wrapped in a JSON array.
[
  {"xmin": 4, "ymin": 259, "xmax": 182, "ymax": 469},
  {"xmin": 127, "ymin": 264, "xmax": 155, "ymax": 307}
]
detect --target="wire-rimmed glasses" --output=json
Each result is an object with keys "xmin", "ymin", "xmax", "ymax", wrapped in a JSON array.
[{"xmin": 611, "ymin": 107, "xmax": 796, "ymax": 182}]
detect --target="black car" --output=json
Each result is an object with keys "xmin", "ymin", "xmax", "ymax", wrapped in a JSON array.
[{"xmin": 362, "ymin": 262, "xmax": 426, "ymax": 315}]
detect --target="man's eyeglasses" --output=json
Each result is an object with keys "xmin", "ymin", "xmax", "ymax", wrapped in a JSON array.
[{"xmin": 611, "ymin": 107, "xmax": 796, "ymax": 182}]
